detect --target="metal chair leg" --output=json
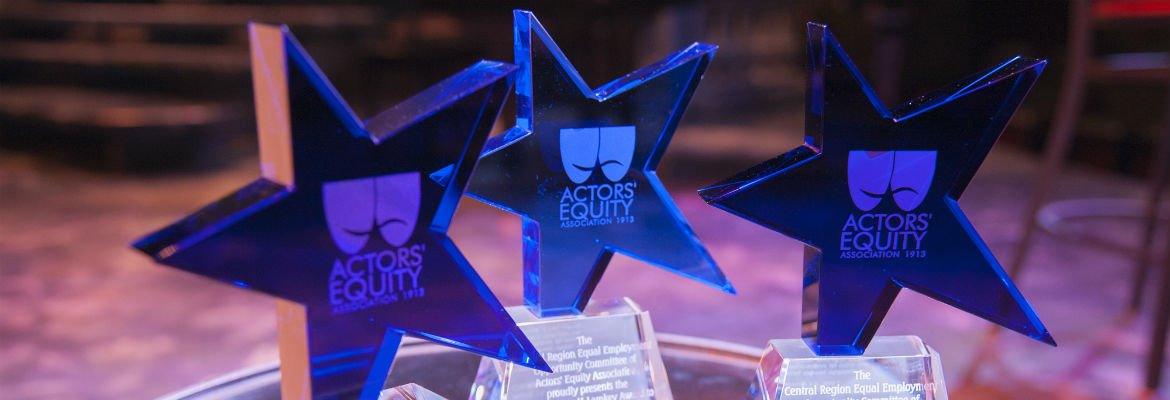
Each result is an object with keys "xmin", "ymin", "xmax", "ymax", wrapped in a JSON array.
[
  {"xmin": 958, "ymin": 0, "xmax": 1092, "ymax": 387},
  {"xmin": 1143, "ymin": 87, "xmax": 1170, "ymax": 392},
  {"xmin": 1008, "ymin": 0, "xmax": 1091, "ymax": 279}
]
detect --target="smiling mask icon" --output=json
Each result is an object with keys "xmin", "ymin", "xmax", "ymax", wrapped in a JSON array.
[
  {"xmin": 847, "ymin": 150, "xmax": 936, "ymax": 212},
  {"xmin": 322, "ymin": 171, "xmax": 421, "ymax": 254},
  {"xmin": 559, "ymin": 126, "xmax": 636, "ymax": 184}
]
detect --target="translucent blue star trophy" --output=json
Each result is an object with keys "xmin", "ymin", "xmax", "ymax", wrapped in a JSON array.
[
  {"xmin": 700, "ymin": 23, "xmax": 1056, "ymax": 399},
  {"xmin": 462, "ymin": 11, "xmax": 735, "ymax": 400},
  {"xmin": 132, "ymin": 24, "xmax": 547, "ymax": 400}
]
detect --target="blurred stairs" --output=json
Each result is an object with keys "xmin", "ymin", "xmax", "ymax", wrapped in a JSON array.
[{"xmin": 0, "ymin": 0, "xmax": 385, "ymax": 171}]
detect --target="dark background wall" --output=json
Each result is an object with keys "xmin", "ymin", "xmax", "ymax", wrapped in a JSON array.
[{"xmin": 0, "ymin": 0, "xmax": 1166, "ymax": 176}]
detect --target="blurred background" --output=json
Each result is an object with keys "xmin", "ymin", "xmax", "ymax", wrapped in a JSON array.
[{"xmin": 0, "ymin": 0, "xmax": 1167, "ymax": 399}]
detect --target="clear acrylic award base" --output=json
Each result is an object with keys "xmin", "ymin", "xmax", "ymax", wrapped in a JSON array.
[
  {"xmin": 751, "ymin": 335, "xmax": 947, "ymax": 400},
  {"xmin": 471, "ymin": 297, "xmax": 672, "ymax": 400},
  {"xmin": 380, "ymin": 383, "xmax": 448, "ymax": 400}
]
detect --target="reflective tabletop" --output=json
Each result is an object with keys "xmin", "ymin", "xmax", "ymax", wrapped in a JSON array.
[{"xmin": 161, "ymin": 333, "xmax": 764, "ymax": 400}]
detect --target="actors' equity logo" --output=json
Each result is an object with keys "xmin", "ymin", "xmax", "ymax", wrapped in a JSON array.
[
  {"xmin": 840, "ymin": 151, "xmax": 936, "ymax": 259},
  {"xmin": 557, "ymin": 126, "xmax": 638, "ymax": 228},
  {"xmin": 322, "ymin": 172, "xmax": 426, "ymax": 315}
]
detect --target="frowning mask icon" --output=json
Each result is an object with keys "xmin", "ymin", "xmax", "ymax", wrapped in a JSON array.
[
  {"xmin": 847, "ymin": 150, "xmax": 936, "ymax": 212},
  {"xmin": 559, "ymin": 126, "xmax": 636, "ymax": 184},
  {"xmin": 322, "ymin": 172, "xmax": 421, "ymax": 254}
]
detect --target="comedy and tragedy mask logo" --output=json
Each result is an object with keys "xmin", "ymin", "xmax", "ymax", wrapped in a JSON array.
[
  {"xmin": 322, "ymin": 172, "xmax": 421, "ymax": 254},
  {"xmin": 847, "ymin": 151, "xmax": 936, "ymax": 212},
  {"xmin": 559, "ymin": 126, "xmax": 636, "ymax": 183}
]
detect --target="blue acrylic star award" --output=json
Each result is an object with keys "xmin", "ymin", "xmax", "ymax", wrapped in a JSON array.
[
  {"xmin": 132, "ymin": 24, "xmax": 547, "ymax": 400},
  {"xmin": 700, "ymin": 23, "xmax": 1055, "ymax": 399},
  {"xmin": 464, "ymin": 10, "xmax": 734, "ymax": 400}
]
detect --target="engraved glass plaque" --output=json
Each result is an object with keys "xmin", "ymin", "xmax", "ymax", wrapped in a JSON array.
[
  {"xmin": 380, "ymin": 383, "xmax": 448, "ymax": 400},
  {"xmin": 752, "ymin": 336, "xmax": 946, "ymax": 400},
  {"xmin": 471, "ymin": 298, "xmax": 670, "ymax": 400}
]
